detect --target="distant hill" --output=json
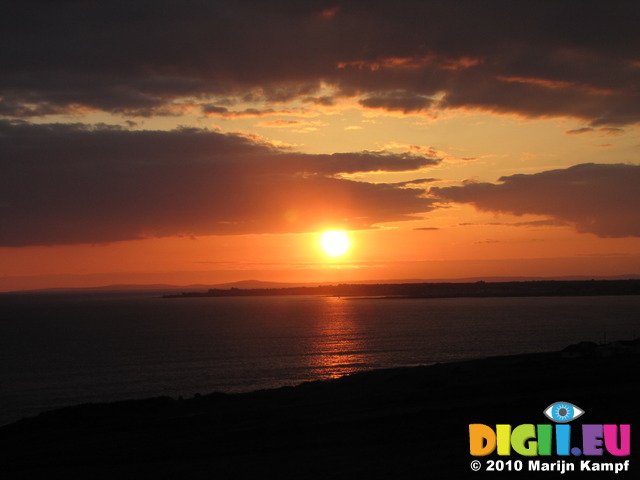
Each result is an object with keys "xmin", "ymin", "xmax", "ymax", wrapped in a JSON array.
[
  {"xmin": 4, "ymin": 280, "xmax": 309, "ymax": 294},
  {"xmin": 6, "ymin": 274, "xmax": 640, "ymax": 294},
  {"xmin": 204, "ymin": 280, "xmax": 310, "ymax": 290}
]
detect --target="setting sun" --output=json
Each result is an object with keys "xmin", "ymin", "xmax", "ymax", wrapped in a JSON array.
[{"xmin": 320, "ymin": 231, "xmax": 350, "ymax": 257}]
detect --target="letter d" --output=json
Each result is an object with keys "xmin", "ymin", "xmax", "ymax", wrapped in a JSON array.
[{"xmin": 470, "ymin": 424, "xmax": 497, "ymax": 456}]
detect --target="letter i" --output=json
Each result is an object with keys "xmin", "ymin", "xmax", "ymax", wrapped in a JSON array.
[
  {"xmin": 556, "ymin": 424, "xmax": 571, "ymax": 456},
  {"xmin": 537, "ymin": 424, "xmax": 552, "ymax": 455},
  {"xmin": 496, "ymin": 424, "xmax": 511, "ymax": 455}
]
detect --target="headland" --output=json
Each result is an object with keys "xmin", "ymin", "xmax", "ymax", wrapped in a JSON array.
[{"xmin": 163, "ymin": 278, "xmax": 640, "ymax": 299}]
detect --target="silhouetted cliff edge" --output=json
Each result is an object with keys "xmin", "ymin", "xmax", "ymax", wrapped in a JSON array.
[{"xmin": 1, "ymin": 339, "xmax": 638, "ymax": 479}]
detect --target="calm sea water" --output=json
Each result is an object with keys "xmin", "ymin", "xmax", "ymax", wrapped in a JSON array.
[{"xmin": 1, "ymin": 292, "xmax": 639, "ymax": 426}]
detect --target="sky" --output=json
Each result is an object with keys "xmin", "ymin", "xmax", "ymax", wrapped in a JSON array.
[{"xmin": 1, "ymin": 0, "xmax": 639, "ymax": 291}]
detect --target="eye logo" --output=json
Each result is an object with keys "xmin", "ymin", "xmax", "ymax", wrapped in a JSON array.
[{"xmin": 543, "ymin": 401, "xmax": 584, "ymax": 423}]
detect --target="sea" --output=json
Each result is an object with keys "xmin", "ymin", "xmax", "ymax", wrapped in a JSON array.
[{"xmin": 1, "ymin": 291, "xmax": 639, "ymax": 426}]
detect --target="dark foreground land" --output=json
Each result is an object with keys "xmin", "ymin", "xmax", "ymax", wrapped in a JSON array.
[
  {"xmin": 164, "ymin": 278, "xmax": 640, "ymax": 299},
  {"xmin": 1, "ymin": 340, "xmax": 639, "ymax": 479}
]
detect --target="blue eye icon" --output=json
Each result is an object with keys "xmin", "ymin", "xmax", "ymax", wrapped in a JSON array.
[{"xmin": 543, "ymin": 402, "xmax": 584, "ymax": 423}]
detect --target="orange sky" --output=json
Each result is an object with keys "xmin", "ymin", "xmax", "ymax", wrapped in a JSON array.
[{"xmin": 1, "ymin": 1, "xmax": 639, "ymax": 291}]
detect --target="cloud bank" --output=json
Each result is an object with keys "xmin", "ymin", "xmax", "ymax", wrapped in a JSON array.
[
  {"xmin": 0, "ymin": 121, "xmax": 437, "ymax": 246},
  {"xmin": 431, "ymin": 163, "xmax": 640, "ymax": 237},
  {"xmin": 1, "ymin": 1, "xmax": 639, "ymax": 125}
]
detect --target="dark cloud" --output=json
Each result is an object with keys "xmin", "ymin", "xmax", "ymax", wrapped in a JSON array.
[
  {"xmin": 599, "ymin": 127, "xmax": 625, "ymax": 136},
  {"xmin": 201, "ymin": 105, "xmax": 230, "ymax": 115},
  {"xmin": 565, "ymin": 127, "xmax": 596, "ymax": 135},
  {"xmin": 202, "ymin": 106, "xmax": 306, "ymax": 118},
  {"xmin": 475, "ymin": 239, "xmax": 500, "ymax": 245},
  {"xmin": 565, "ymin": 127, "xmax": 625, "ymax": 136},
  {"xmin": 431, "ymin": 163, "xmax": 640, "ymax": 237},
  {"xmin": 1, "ymin": 1, "xmax": 639, "ymax": 124},
  {"xmin": 303, "ymin": 96, "xmax": 337, "ymax": 106},
  {"xmin": 505, "ymin": 220, "xmax": 567, "ymax": 228},
  {"xmin": 0, "ymin": 121, "xmax": 437, "ymax": 246},
  {"xmin": 359, "ymin": 91, "xmax": 433, "ymax": 113},
  {"xmin": 458, "ymin": 219, "xmax": 567, "ymax": 228},
  {"xmin": 392, "ymin": 178, "xmax": 438, "ymax": 187}
]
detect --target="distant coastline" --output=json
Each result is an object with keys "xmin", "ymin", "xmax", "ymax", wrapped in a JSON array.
[{"xmin": 163, "ymin": 278, "xmax": 640, "ymax": 299}]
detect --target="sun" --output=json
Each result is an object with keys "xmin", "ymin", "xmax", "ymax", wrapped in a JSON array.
[{"xmin": 320, "ymin": 230, "xmax": 350, "ymax": 257}]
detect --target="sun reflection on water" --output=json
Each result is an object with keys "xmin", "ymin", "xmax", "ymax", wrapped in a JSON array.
[{"xmin": 307, "ymin": 296, "xmax": 368, "ymax": 380}]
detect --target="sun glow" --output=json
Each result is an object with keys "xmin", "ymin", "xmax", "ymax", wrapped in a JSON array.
[{"xmin": 320, "ymin": 231, "xmax": 350, "ymax": 257}]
